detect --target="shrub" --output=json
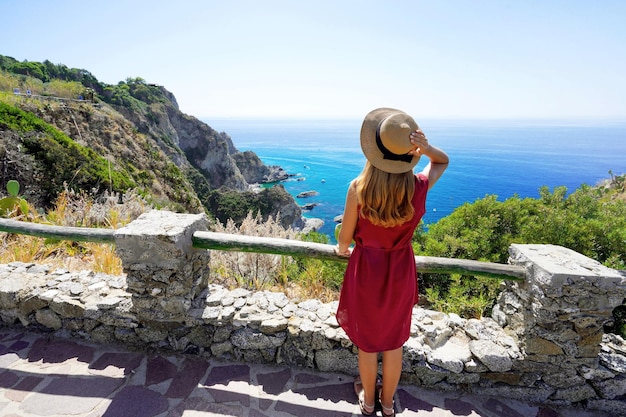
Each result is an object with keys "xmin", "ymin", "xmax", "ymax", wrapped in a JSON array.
[
  {"xmin": 209, "ymin": 211, "xmax": 297, "ymax": 290},
  {"xmin": 415, "ymin": 184, "xmax": 626, "ymax": 318},
  {"xmin": 0, "ymin": 101, "xmax": 135, "ymax": 206},
  {"xmin": 209, "ymin": 212, "xmax": 346, "ymax": 301},
  {"xmin": 287, "ymin": 231, "xmax": 346, "ymax": 301}
]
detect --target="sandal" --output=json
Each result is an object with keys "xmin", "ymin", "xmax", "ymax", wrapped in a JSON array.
[
  {"xmin": 379, "ymin": 391, "xmax": 396, "ymax": 417},
  {"xmin": 353, "ymin": 376, "xmax": 376, "ymax": 415},
  {"xmin": 358, "ymin": 390, "xmax": 375, "ymax": 415}
]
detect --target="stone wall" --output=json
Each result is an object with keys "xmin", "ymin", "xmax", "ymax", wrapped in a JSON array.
[{"xmin": 1, "ymin": 211, "xmax": 625, "ymax": 415}]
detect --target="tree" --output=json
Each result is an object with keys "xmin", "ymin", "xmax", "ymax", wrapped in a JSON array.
[{"xmin": 9, "ymin": 61, "xmax": 49, "ymax": 82}]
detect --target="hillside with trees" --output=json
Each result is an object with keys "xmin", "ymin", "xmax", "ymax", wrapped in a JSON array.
[{"xmin": 0, "ymin": 54, "xmax": 302, "ymax": 229}]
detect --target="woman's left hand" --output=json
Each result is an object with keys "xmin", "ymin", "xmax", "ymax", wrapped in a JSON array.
[
  {"xmin": 409, "ymin": 129, "xmax": 430, "ymax": 155},
  {"xmin": 335, "ymin": 244, "xmax": 352, "ymax": 257}
]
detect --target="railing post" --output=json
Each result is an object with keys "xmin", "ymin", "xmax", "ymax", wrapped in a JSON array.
[
  {"xmin": 114, "ymin": 210, "xmax": 210, "ymax": 323},
  {"xmin": 494, "ymin": 244, "xmax": 626, "ymax": 372}
]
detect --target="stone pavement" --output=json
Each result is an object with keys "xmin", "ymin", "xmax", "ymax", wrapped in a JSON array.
[{"xmin": 0, "ymin": 328, "xmax": 610, "ymax": 417}]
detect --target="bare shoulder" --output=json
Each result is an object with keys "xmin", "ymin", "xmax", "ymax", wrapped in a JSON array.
[
  {"xmin": 345, "ymin": 179, "xmax": 359, "ymax": 205},
  {"xmin": 348, "ymin": 178, "xmax": 358, "ymax": 193}
]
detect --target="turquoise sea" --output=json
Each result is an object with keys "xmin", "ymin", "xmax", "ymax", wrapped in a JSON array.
[{"xmin": 207, "ymin": 118, "xmax": 626, "ymax": 242}]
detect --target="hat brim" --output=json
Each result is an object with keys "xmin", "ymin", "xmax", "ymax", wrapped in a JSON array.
[{"xmin": 360, "ymin": 108, "xmax": 420, "ymax": 174}]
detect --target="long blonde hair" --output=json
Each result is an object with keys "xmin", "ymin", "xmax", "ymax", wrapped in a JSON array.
[{"xmin": 355, "ymin": 161, "xmax": 415, "ymax": 228}]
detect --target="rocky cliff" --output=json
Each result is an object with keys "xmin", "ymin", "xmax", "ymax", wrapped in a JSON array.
[{"xmin": 232, "ymin": 150, "xmax": 290, "ymax": 184}]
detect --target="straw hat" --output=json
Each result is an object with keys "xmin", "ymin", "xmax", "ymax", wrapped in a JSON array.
[{"xmin": 360, "ymin": 108, "xmax": 420, "ymax": 174}]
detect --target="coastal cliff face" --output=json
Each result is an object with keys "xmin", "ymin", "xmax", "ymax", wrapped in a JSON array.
[
  {"xmin": 232, "ymin": 150, "xmax": 290, "ymax": 184},
  {"xmin": 0, "ymin": 57, "xmax": 302, "ymax": 229},
  {"xmin": 168, "ymin": 109, "xmax": 249, "ymax": 191}
]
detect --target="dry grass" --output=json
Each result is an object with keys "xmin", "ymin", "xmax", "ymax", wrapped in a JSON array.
[
  {"xmin": 209, "ymin": 212, "xmax": 297, "ymax": 290},
  {"xmin": 209, "ymin": 212, "xmax": 344, "ymax": 302},
  {"xmin": 0, "ymin": 187, "xmax": 149, "ymax": 274}
]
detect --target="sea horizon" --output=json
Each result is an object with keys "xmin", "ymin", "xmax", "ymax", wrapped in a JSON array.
[{"xmin": 206, "ymin": 117, "xmax": 626, "ymax": 242}]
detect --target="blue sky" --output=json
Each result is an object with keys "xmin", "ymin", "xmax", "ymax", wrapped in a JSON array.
[{"xmin": 2, "ymin": 0, "xmax": 625, "ymax": 120}]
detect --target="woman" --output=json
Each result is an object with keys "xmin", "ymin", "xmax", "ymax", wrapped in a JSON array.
[{"xmin": 335, "ymin": 108, "xmax": 449, "ymax": 416}]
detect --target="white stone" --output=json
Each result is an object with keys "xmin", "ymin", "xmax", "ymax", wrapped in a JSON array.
[
  {"xmin": 206, "ymin": 287, "xmax": 227, "ymax": 306},
  {"xmin": 299, "ymin": 318, "xmax": 315, "ymax": 333},
  {"xmin": 428, "ymin": 333, "xmax": 472, "ymax": 374},
  {"xmin": 510, "ymin": 244, "xmax": 625, "ymax": 287},
  {"xmin": 230, "ymin": 287, "xmax": 251, "ymax": 298},
  {"xmin": 600, "ymin": 352, "xmax": 626, "ymax": 374},
  {"xmin": 40, "ymin": 289, "xmax": 59, "ymax": 301},
  {"xmin": 260, "ymin": 317, "xmax": 288, "ymax": 334},
  {"xmin": 425, "ymin": 310, "xmax": 447, "ymax": 321},
  {"xmin": 97, "ymin": 297, "xmax": 123, "ymax": 310},
  {"xmin": 469, "ymin": 339, "xmax": 513, "ymax": 372},
  {"xmin": 580, "ymin": 365, "xmax": 616, "ymax": 381},
  {"xmin": 88, "ymin": 281, "xmax": 107, "ymax": 291},
  {"xmin": 315, "ymin": 305, "xmax": 332, "ymax": 321},
  {"xmin": 202, "ymin": 306, "xmax": 221, "ymax": 321},
  {"xmin": 323, "ymin": 315, "xmax": 339, "ymax": 327},
  {"xmin": 221, "ymin": 306, "xmax": 236, "ymax": 321},
  {"xmin": 464, "ymin": 359, "xmax": 489, "ymax": 372},
  {"xmin": 298, "ymin": 299, "xmax": 322, "ymax": 311},
  {"xmin": 448, "ymin": 313, "xmax": 466, "ymax": 327},
  {"xmin": 221, "ymin": 295, "xmax": 235, "ymax": 306}
]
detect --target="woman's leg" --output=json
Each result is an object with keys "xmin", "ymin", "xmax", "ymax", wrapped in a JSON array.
[
  {"xmin": 380, "ymin": 347, "xmax": 402, "ymax": 411},
  {"xmin": 357, "ymin": 349, "xmax": 378, "ymax": 407}
]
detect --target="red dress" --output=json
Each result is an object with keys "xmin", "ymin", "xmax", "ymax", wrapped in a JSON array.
[{"xmin": 336, "ymin": 174, "xmax": 429, "ymax": 353}]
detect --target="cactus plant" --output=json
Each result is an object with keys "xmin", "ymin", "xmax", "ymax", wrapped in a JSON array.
[{"xmin": 0, "ymin": 180, "xmax": 30, "ymax": 217}]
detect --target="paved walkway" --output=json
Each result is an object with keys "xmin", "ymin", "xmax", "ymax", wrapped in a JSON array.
[{"xmin": 0, "ymin": 328, "xmax": 608, "ymax": 417}]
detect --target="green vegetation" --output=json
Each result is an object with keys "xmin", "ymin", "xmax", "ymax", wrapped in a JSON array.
[
  {"xmin": 0, "ymin": 180, "xmax": 30, "ymax": 217},
  {"xmin": 1, "ymin": 54, "xmax": 169, "ymax": 111},
  {"xmin": 284, "ymin": 231, "xmax": 346, "ymax": 299},
  {"xmin": 415, "ymin": 182, "xmax": 626, "ymax": 318},
  {"xmin": 0, "ymin": 101, "xmax": 135, "ymax": 206},
  {"xmin": 206, "ymin": 186, "xmax": 294, "ymax": 227},
  {"xmin": 0, "ymin": 56, "xmax": 100, "ymax": 88},
  {"xmin": 0, "ymin": 56, "xmax": 100, "ymax": 102},
  {"xmin": 102, "ymin": 78, "xmax": 159, "ymax": 112},
  {"xmin": 8, "ymin": 61, "xmax": 49, "ymax": 82}
]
